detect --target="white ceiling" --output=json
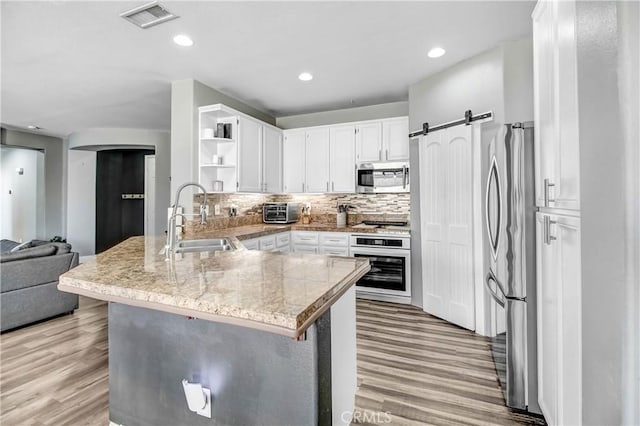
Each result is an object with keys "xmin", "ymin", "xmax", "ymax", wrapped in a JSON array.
[{"xmin": 1, "ymin": 1, "xmax": 535, "ymax": 137}]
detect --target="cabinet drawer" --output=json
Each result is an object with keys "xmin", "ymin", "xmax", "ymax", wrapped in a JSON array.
[
  {"xmin": 293, "ymin": 245, "xmax": 318, "ymax": 254},
  {"xmin": 319, "ymin": 246, "xmax": 349, "ymax": 257},
  {"xmin": 319, "ymin": 232, "xmax": 349, "ymax": 247},
  {"xmin": 292, "ymin": 231, "xmax": 319, "ymax": 245},
  {"xmin": 259, "ymin": 236, "xmax": 276, "ymax": 251},
  {"xmin": 243, "ymin": 238, "xmax": 259, "ymax": 250},
  {"xmin": 275, "ymin": 232, "xmax": 290, "ymax": 248}
]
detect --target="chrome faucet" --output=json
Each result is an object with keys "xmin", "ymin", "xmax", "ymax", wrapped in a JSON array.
[{"xmin": 166, "ymin": 182, "xmax": 208, "ymax": 259}]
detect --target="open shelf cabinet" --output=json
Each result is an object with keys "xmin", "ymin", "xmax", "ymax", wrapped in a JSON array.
[{"xmin": 198, "ymin": 104, "xmax": 239, "ymax": 193}]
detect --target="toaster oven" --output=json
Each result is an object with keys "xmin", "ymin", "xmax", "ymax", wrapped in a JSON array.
[{"xmin": 263, "ymin": 203, "xmax": 299, "ymax": 224}]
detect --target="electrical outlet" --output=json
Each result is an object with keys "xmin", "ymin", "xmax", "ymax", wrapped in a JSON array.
[{"xmin": 214, "ymin": 204, "xmax": 221, "ymax": 215}]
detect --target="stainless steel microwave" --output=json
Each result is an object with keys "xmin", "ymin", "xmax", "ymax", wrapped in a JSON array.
[
  {"xmin": 356, "ymin": 162, "xmax": 410, "ymax": 193},
  {"xmin": 263, "ymin": 202, "xmax": 299, "ymax": 224}
]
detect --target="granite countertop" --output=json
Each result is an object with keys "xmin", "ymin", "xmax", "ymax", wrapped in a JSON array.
[{"xmin": 58, "ymin": 235, "xmax": 370, "ymax": 338}]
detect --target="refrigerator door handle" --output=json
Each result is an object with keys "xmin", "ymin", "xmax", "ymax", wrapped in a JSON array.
[
  {"xmin": 544, "ymin": 215, "xmax": 557, "ymax": 245},
  {"xmin": 485, "ymin": 156, "xmax": 502, "ymax": 260},
  {"xmin": 543, "ymin": 178, "xmax": 555, "ymax": 207},
  {"xmin": 485, "ymin": 271, "xmax": 506, "ymax": 307}
]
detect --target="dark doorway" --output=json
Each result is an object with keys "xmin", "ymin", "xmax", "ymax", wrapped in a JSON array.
[{"xmin": 96, "ymin": 149, "xmax": 154, "ymax": 254}]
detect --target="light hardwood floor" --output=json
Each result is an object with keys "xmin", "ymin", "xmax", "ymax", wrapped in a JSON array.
[
  {"xmin": 0, "ymin": 297, "xmax": 109, "ymax": 426},
  {"xmin": 1, "ymin": 297, "xmax": 545, "ymax": 425},
  {"xmin": 354, "ymin": 300, "xmax": 545, "ymax": 425}
]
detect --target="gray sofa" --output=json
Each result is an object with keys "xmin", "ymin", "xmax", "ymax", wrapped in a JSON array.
[{"xmin": 1, "ymin": 240, "xmax": 79, "ymax": 332}]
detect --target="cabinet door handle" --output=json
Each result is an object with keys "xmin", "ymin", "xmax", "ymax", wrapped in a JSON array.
[
  {"xmin": 302, "ymin": 182, "xmax": 305, "ymax": 192},
  {"xmin": 331, "ymin": 182, "xmax": 335, "ymax": 192},
  {"xmin": 385, "ymin": 149, "xmax": 389, "ymax": 160},
  {"xmin": 379, "ymin": 149, "xmax": 382, "ymax": 161},
  {"xmin": 544, "ymin": 215, "xmax": 557, "ymax": 245},
  {"xmin": 326, "ymin": 182, "xmax": 329, "ymax": 192},
  {"xmin": 402, "ymin": 165, "xmax": 407, "ymax": 189},
  {"xmin": 544, "ymin": 178, "xmax": 555, "ymax": 207}
]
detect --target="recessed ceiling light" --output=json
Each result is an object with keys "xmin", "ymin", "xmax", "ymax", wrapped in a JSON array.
[
  {"xmin": 27, "ymin": 125, "xmax": 41, "ymax": 130},
  {"xmin": 427, "ymin": 47, "xmax": 446, "ymax": 58},
  {"xmin": 298, "ymin": 72, "xmax": 313, "ymax": 81},
  {"xmin": 173, "ymin": 34, "xmax": 194, "ymax": 47}
]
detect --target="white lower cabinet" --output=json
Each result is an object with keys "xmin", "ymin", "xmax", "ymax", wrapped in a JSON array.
[
  {"xmin": 536, "ymin": 212, "xmax": 581, "ymax": 426},
  {"xmin": 292, "ymin": 231, "xmax": 350, "ymax": 256},
  {"xmin": 247, "ymin": 231, "xmax": 351, "ymax": 255},
  {"xmin": 275, "ymin": 232, "xmax": 290, "ymax": 252},
  {"xmin": 242, "ymin": 237, "xmax": 260, "ymax": 251},
  {"xmin": 318, "ymin": 246, "xmax": 349, "ymax": 256},
  {"xmin": 259, "ymin": 235, "xmax": 276, "ymax": 251},
  {"xmin": 294, "ymin": 245, "xmax": 319, "ymax": 254},
  {"xmin": 319, "ymin": 232, "xmax": 349, "ymax": 256},
  {"xmin": 292, "ymin": 231, "xmax": 319, "ymax": 253},
  {"xmin": 243, "ymin": 232, "xmax": 289, "ymax": 253}
]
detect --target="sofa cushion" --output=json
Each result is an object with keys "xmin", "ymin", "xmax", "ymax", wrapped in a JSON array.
[
  {"xmin": 0, "ymin": 252, "xmax": 77, "ymax": 292},
  {"xmin": 10, "ymin": 241, "xmax": 33, "ymax": 252},
  {"xmin": 0, "ymin": 245, "xmax": 56, "ymax": 263},
  {"xmin": 0, "ymin": 240, "xmax": 19, "ymax": 253},
  {"xmin": 30, "ymin": 240, "xmax": 72, "ymax": 255}
]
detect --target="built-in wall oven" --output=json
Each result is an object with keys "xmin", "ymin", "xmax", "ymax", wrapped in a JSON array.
[{"xmin": 350, "ymin": 233, "xmax": 411, "ymax": 304}]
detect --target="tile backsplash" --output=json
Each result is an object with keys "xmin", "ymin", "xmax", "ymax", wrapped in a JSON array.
[{"xmin": 192, "ymin": 192, "xmax": 410, "ymax": 227}]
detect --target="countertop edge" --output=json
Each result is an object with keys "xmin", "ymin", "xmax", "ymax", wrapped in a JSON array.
[
  {"xmin": 294, "ymin": 261, "xmax": 371, "ymax": 333},
  {"xmin": 59, "ymin": 281, "xmax": 303, "ymax": 339}
]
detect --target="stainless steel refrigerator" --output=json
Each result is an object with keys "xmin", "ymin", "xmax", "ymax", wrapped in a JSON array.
[{"xmin": 483, "ymin": 121, "xmax": 541, "ymax": 415}]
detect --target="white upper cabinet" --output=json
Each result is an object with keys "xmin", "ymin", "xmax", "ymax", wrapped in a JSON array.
[
  {"xmin": 533, "ymin": 0, "xmax": 580, "ymax": 211},
  {"xmin": 356, "ymin": 118, "xmax": 409, "ymax": 163},
  {"xmin": 283, "ymin": 130, "xmax": 306, "ymax": 193},
  {"xmin": 329, "ymin": 125, "xmax": 356, "ymax": 193},
  {"xmin": 200, "ymin": 105, "xmax": 408, "ymax": 195},
  {"xmin": 262, "ymin": 126, "xmax": 282, "ymax": 193},
  {"xmin": 237, "ymin": 116, "xmax": 263, "ymax": 193},
  {"xmin": 305, "ymin": 128, "xmax": 331, "ymax": 193},
  {"xmin": 383, "ymin": 117, "xmax": 410, "ymax": 161},
  {"xmin": 237, "ymin": 116, "xmax": 282, "ymax": 194},
  {"xmin": 356, "ymin": 122, "xmax": 383, "ymax": 162}
]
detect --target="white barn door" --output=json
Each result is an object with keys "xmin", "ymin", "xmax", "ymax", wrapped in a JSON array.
[{"xmin": 420, "ymin": 124, "xmax": 476, "ymax": 330}]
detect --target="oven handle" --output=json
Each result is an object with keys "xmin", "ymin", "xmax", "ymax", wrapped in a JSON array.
[{"xmin": 350, "ymin": 246, "xmax": 411, "ymax": 255}]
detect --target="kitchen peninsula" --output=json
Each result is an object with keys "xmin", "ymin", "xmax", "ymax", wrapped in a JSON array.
[{"xmin": 58, "ymin": 233, "xmax": 370, "ymax": 426}]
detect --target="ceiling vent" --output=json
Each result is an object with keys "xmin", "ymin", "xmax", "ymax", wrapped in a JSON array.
[{"xmin": 120, "ymin": 1, "xmax": 178, "ymax": 29}]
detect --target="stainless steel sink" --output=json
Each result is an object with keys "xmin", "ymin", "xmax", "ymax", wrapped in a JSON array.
[{"xmin": 174, "ymin": 238, "xmax": 234, "ymax": 253}]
